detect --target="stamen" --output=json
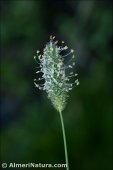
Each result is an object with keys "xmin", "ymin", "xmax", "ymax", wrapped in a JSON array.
[
  {"xmin": 63, "ymin": 46, "xmax": 68, "ymax": 50},
  {"xmin": 34, "ymin": 56, "xmax": 40, "ymax": 64},
  {"xmin": 38, "ymin": 55, "xmax": 42, "ymax": 60},
  {"xmin": 34, "ymin": 82, "xmax": 39, "ymax": 88},
  {"xmin": 35, "ymin": 65, "xmax": 41, "ymax": 69},
  {"xmin": 63, "ymin": 65, "xmax": 72, "ymax": 70},
  {"xmin": 50, "ymin": 35, "xmax": 52, "ymax": 40},
  {"xmin": 63, "ymin": 51, "xmax": 73, "ymax": 57},
  {"xmin": 55, "ymin": 41, "xmax": 58, "ymax": 44},
  {"xmin": 75, "ymin": 79, "xmax": 79, "ymax": 85},
  {"xmin": 69, "ymin": 73, "xmax": 78, "ymax": 78},
  {"xmin": 36, "ymin": 50, "xmax": 40, "ymax": 54},
  {"xmin": 68, "ymin": 65, "xmax": 73, "ymax": 68},
  {"xmin": 38, "ymin": 78, "xmax": 44, "ymax": 81},
  {"xmin": 70, "ymin": 72, "xmax": 73, "ymax": 75},
  {"xmin": 70, "ymin": 49, "xmax": 74, "ymax": 53},
  {"xmin": 68, "ymin": 74, "xmax": 76, "ymax": 78},
  {"xmin": 65, "ymin": 78, "xmax": 70, "ymax": 81},
  {"xmin": 66, "ymin": 56, "xmax": 75, "ymax": 65},
  {"xmin": 36, "ymin": 71, "xmax": 39, "ymax": 73},
  {"xmin": 71, "ymin": 79, "xmax": 79, "ymax": 86},
  {"xmin": 38, "ymin": 86, "xmax": 44, "ymax": 90}
]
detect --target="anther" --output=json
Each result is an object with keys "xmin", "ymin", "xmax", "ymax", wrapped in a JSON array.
[
  {"xmin": 36, "ymin": 50, "xmax": 40, "ymax": 54},
  {"xmin": 71, "ymin": 49, "xmax": 74, "ymax": 53},
  {"xmin": 55, "ymin": 41, "xmax": 58, "ymax": 44},
  {"xmin": 34, "ymin": 56, "xmax": 41, "ymax": 65},
  {"xmin": 36, "ymin": 71, "xmax": 41, "ymax": 73},
  {"xmin": 38, "ymin": 78, "xmax": 44, "ymax": 81},
  {"xmin": 34, "ymin": 82, "xmax": 39, "ymax": 88},
  {"xmin": 69, "ymin": 65, "xmax": 73, "ymax": 68},
  {"xmin": 38, "ymin": 86, "xmax": 44, "ymax": 90},
  {"xmin": 38, "ymin": 55, "xmax": 42, "ymax": 60},
  {"xmin": 50, "ymin": 35, "xmax": 52, "ymax": 39},
  {"xmin": 75, "ymin": 79, "xmax": 79, "ymax": 86},
  {"xmin": 70, "ymin": 72, "xmax": 73, "ymax": 75},
  {"xmin": 63, "ymin": 46, "xmax": 68, "ymax": 50},
  {"xmin": 65, "ymin": 78, "xmax": 70, "ymax": 81}
]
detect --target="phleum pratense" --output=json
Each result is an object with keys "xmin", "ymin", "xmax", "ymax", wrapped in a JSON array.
[{"xmin": 34, "ymin": 36, "xmax": 79, "ymax": 170}]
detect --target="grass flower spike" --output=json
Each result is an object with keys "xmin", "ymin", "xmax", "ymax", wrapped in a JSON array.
[
  {"xmin": 34, "ymin": 36, "xmax": 79, "ymax": 112},
  {"xmin": 34, "ymin": 36, "xmax": 79, "ymax": 170}
]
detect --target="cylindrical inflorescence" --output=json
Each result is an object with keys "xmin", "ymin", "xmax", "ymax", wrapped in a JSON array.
[{"xmin": 34, "ymin": 36, "xmax": 79, "ymax": 112}]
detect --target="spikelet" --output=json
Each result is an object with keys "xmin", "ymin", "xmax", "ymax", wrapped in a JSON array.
[{"xmin": 34, "ymin": 36, "xmax": 79, "ymax": 112}]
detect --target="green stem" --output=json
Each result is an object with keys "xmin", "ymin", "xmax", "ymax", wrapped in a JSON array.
[{"xmin": 59, "ymin": 111, "xmax": 69, "ymax": 170}]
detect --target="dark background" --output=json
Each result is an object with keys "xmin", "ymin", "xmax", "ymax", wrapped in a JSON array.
[{"xmin": 1, "ymin": 0, "xmax": 112, "ymax": 170}]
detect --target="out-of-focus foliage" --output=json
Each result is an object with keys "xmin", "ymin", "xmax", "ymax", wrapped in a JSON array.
[{"xmin": 1, "ymin": 0, "xmax": 112, "ymax": 170}]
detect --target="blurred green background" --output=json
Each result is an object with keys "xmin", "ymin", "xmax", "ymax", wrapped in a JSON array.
[{"xmin": 1, "ymin": 0, "xmax": 112, "ymax": 170}]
